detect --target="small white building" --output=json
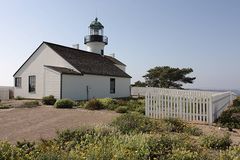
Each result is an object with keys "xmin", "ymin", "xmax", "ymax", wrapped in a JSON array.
[{"xmin": 13, "ymin": 18, "xmax": 131, "ymax": 100}]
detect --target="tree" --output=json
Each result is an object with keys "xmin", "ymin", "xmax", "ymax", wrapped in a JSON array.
[
  {"xmin": 143, "ymin": 66, "xmax": 196, "ymax": 89},
  {"xmin": 132, "ymin": 80, "xmax": 147, "ymax": 87}
]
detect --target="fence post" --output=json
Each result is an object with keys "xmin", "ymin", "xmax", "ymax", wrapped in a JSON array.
[
  {"xmin": 179, "ymin": 96, "xmax": 182, "ymax": 118},
  {"xmin": 145, "ymin": 92, "xmax": 148, "ymax": 117},
  {"xmin": 209, "ymin": 96, "xmax": 213, "ymax": 124}
]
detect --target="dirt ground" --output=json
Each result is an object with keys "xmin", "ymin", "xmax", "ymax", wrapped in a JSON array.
[{"xmin": 0, "ymin": 101, "xmax": 118, "ymax": 143}]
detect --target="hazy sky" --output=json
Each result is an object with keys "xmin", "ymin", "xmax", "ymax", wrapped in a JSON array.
[{"xmin": 0, "ymin": 0, "xmax": 239, "ymax": 90}]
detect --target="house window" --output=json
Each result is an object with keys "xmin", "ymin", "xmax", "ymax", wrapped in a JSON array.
[
  {"xmin": 110, "ymin": 78, "xmax": 115, "ymax": 94},
  {"xmin": 14, "ymin": 77, "xmax": 21, "ymax": 88},
  {"xmin": 29, "ymin": 75, "xmax": 36, "ymax": 93}
]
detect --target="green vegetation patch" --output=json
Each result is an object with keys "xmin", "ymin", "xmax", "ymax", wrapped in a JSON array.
[
  {"xmin": 42, "ymin": 95, "xmax": 57, "ymax": 105},
  {"xmin": 217, "ymin": 101, "xmax": 240, "ymax": 130},
  {"xmin": 84, "ymin": 99, "xmax": 104, "ymax": 110},
  {"xmin": 0, "ymin": 114, "xmax": 238, "ymax": 160},
  {"xmin": 21, "ymin": 100, "xmax": 40, "ymax": 108},
  {"xmin": 54, "ymin": 99, "xmax": 74, "ymax": 109},
  {"xmin": 0, "ymin": 104, "xmax": 11, "ymax": 109},
  {"xmin": 200, "ymin": 134, "xmax": 232, "ymax": 150}
]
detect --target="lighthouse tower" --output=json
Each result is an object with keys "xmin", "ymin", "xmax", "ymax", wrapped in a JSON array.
[{"xmin": 84, "ymin": 18, "xmax": 108, "ymax": 55}]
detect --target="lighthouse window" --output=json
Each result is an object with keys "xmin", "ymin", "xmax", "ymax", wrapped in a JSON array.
[
  {"xmin": 110, "ymin": 78, "xmax": 115, "ymax": 94},
  {"xmin": 101, "ymin": 50, "xmax": 104, "ymax": 55}
]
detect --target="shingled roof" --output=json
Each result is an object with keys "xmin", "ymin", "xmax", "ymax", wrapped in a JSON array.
[
  {"xmin": 105, "ymin": 55, "xmax": 126, "ymax": 66},
  {"xmin": 44, "ymin": 42, "xmax": 131, "ymax": 78}
]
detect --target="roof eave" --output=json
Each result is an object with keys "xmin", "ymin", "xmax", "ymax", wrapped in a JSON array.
[{"xmin": 13, "ymin": 42, "xmax": 45, "ymax": 77}]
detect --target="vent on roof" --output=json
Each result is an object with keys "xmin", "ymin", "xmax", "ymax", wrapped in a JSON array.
[
  {"xmin": 72, "ymin": 44, "xmax": 79, "ymax": 49},
  {"xmin": 109, "ymin": 53, "xmax": 115, "ymax": 58}
]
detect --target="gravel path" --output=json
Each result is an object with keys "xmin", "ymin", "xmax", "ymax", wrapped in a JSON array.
[{"xmin": 0, "ymin": 106, "xmax": 118, "ymax": 142}]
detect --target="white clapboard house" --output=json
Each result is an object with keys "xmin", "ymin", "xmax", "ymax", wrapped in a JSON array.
[{"xmin": 13, "ymin": 18, "xmax": 131, "ymax": 100}]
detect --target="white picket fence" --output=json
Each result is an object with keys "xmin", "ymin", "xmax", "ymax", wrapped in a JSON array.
[
  {"xmin": 0, "ymin": 87, "xmax": 13, "ymax": 100},
  {"xmin": 143, "ymin": 87, "xmax": 237, "ymax": 124}
]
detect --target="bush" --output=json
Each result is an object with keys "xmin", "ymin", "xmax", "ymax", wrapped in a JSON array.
[
  {"xmin": 164, "ymin": 118, "xmax": 186, "ymax": 133},
  {"xmin": 116, "ymin": 99, "xmax": 128, "ymax": 106},
  {"xmin": 35, "ymin": 152, "xmax": 65, "ymax": 160},
  {"xmin": 111, "ymin": 112, "xmax": 162, "ymax": 134},
  {"xmin": 106, "ymin": 103, "xmax": 119, "ymax": 110},
  {"xmin": 85, "ymin": 99, "xmax": 104, "ymax": 110},
  {"xmin": 97, "ymin": 98, "xmax": 114, "ymax": 107},
  {"xmin": 74, "ymin": 101, "xmax": 86, "ymax": 108},
  {"xmin": 0, "ymin": 104, "xmax": 11, "ymax": 109},
  {"xmin": 15, "ymin": 96, "xmax": 24, "ymax": 100},
  {"xmin": 169, "ymin": 149, "xmax": 200, "ymax": 160},
  {"xmin": 22, "ymin": 100, "xmax": 40, "ymax": 108},
  {"xmin": 54, "ymin": 99, "xmax": 74, "ymax": 108},
  {"xmin": 233, "ymin": 97, "xmax": 240, "ymax": 107},
  {"xmin": 42, "ymin": 95, "xmax": 57, "ymax": 105},
  {"xmin": 0, "ymin": 141, "xmax": 24, "ymax": 159},
  {"xmin": 184, "ymin": 126, "xmax": 203, "ymax": 136},
  {"xmin": 16, "ymin": 140, "xmax": 35, "ymax": 154},
  {"xmin": 217, "ymin": 107, "xmax": 240, "ymax": 129},
  {"xmin": 147, "ymin": 134, "xmax": 198, "ymax": 159},
  {"xmin": 127, "ymin": 99, "xmax": 144, "ymax": 111},
  {"xmin": 220, "ymin": 146, "xmax": 240, "ymax": 160},
  {"xmin": 135, "ymin": 105, "xmax": 145, "ymax": 114},
  {"xmin": 200, "ymin": 134, "xmax": 232, "ymax": 150},
  {"xmin": 115, "ymin": 106, "xmax": 128, "ymax": 113}
]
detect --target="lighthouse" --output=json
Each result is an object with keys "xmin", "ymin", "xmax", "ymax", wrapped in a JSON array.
[{"xmin": 84, "ymin": 18, "xmax": 108, "ymax": 55}]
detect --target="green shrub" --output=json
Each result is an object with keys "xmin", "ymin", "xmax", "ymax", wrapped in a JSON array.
[
  {"xmin": 85, "ymin": 134, "xmax": 149, "ymax": 160},
  {"xmin": 135, "ymin": 105, "xmax": 145, "ymax": 114},
  {"xmin": 0, "ymin": 141, "xmax": 24, "ymax": 159},
  {"xmin": 115, "ymin": 106, "xmax": 128, "ymax": 113},
  {"xmin": 97, "ymin": 98, "xmax": 114, "ymax": 107},
  {"xmin": 147, "ymin": 134, "xmax": 197, "ymax": 159},
  {"xmin": 42, "ymin": 95, "xmax": 57, "ymax": 105},
  {"xmin": 200, "ymin": 134, "xmax": 232, "ymax": 150},
  {"xmin": 16, "ymin": 140, "xmax": 35, "ymax": 154},
  {"xmin": 127, "ymin": 99, "xmax": 144, "ymax": 111},
  {"xmin": 0, "ymin": 104, "xmax": 11, "ymax": 109},
  {"xmin": 106, "ymin": 103, "xmax": 119, "ymax": 110},
  {"xmin": 169, "ymin": 149, "xmax": 200, "ymax": 160},
  {"xmin": 233, "ymin": 97, "xmax": 240, "ymax": 107},
  {"xmin": 220, "ymin": 146, "xmax": 240, "ymax": 160},
  {"xmin": 54, "ymin": 99, "xmax": 74, "ymax": 108},
  {"xmin": 97, "ymin": 98, "xmax": 120, "ymax": 110},
  {"xmin": 15, "ymin": 96, "xmax": 24, "ymax": 100},
  {"xmin": 147, "ymin": 134, "xmax": 174, "ymax": 159},
  {"xmin": 184, "ymin": 126, "xmax": 203, "ymax": 136},
  {"xmin": 111, "ymin": 112, "xmax": 162, "ymax": 134},
  {"xmin": 217, "ymin": 107, "xmax": 240, "ymax": 129},
  {"xmin": 164, "ymin": 118, "xmax": 186, "ymax": 133},
  {"xmin": 75, "ymin": 101, "xmax": 86, "ymax": 108},
  {"xmin": 55, "ymin": 126, "xmax": 117, "ymax": 151},
  {"xmin": 22, "ymin": 100, "xmax": 40, "ymax": 108},
  {"xmin": 35, "ymin": 152, "xmax": 65, "ymax": 160},
  {"xmin": 116, "ymin": 99, "xmax": 128, "ymax": 106},
  {"xmin": 85, "ymin": 99, "xmax": 104, "ymax": 110}
]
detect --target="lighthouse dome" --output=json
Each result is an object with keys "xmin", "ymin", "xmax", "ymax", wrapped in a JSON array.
[{"xmin": 89, "ymin": 18, "xmax": 104, "ymax": 30}]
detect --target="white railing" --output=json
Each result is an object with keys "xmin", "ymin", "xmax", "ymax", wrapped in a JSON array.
[{"xmin": 144, "ymin": 87, "xmax": 237, "ymax": 124}]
